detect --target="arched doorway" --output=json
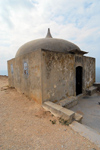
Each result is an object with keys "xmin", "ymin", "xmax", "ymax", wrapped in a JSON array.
[{"xmin": 76, "ymin": 66, "xmax": 82, "ymax": 95}]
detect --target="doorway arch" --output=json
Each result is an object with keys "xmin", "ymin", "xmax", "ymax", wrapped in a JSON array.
[{"xmin": 76, "ymin": 66, "xmax": 82, "ymax": 95}]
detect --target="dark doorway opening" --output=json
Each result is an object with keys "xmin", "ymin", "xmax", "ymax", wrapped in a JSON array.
[{"xmin": 76, "ymin": 66, "xmax": 82, "ymax": 95}]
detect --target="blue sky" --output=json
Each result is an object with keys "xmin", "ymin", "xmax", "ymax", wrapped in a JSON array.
[{"xmin": 0, "ymin": 0, "xmax": 100, "ymax": 72}]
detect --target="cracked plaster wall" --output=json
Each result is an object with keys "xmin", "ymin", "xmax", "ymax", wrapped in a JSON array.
[
  {"xmin": 8, "ymin": 50, "xmax": 42, "ymax": 104},
  {"xmin": 41, "ymin": 50, "xmax": 75, "ymax": 103},
  {"xmin": 83, "ymin": 56, "xmax": 95, "ymax": 90}
]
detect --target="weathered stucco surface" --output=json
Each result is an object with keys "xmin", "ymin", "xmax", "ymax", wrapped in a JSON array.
[
  {"xmin": 8, "ymin": 49, "xmax": 95, "ymax": 104},
  {"xmin": 75, "ymin": 54, "xmax": 83, "ymax": 68},
  {"xmin": 41, "ymin": 50, "xmax": 75, "ymax": 103},
  {"xmin": 8, "ymin": 49, "xmax": 42, "ymax": 104},
  {"xmin": 83, "ymin": 56, "xmax": 95, "ymax": 90}
]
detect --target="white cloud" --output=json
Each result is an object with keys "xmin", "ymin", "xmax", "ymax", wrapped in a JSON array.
[{"xmin": 0, "ymin": 0, "xmax": 100, "ymax": 73}]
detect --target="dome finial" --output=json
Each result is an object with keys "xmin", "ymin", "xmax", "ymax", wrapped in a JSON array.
[{"xmin": 46, "ymin": 28, "xmax": 53, "ymax": 38}]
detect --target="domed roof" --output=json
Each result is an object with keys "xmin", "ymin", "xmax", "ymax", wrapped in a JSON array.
[{"xmin": 15, "ymin": 29, "xmax": 87, "ymax": 58}]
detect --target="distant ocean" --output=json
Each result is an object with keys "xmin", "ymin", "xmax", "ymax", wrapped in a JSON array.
[
  {"xmin": 0, "ymin": 68, "xmax": 100, "ymax": 82},
  {"xmin": 0, "ymin": 70, "xmax": 8, "ymax": 76},
  {"xmin": 96, "ymin": 67, "xmax": 100, "ymax": 82}
]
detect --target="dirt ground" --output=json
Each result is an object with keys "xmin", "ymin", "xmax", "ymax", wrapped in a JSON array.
[{"xmin": 0, "ymin": 76, "xmax": 99, "ymax": 150}]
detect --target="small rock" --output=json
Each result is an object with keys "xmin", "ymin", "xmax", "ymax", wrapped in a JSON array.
[
  {"xmin": 64, "ymin": 129, "xmax": 67, "ymax": 131},
  {"xmin": 87, "ymin": 145, "xmax": 90, "ymax": 148},
  {"xmin": 61, "ymin": 145, "xmax": 63, "ymax": 148},
  {"xmin": 59, "ymin": 129, "xmax": 61, "ymax": 131},
  {"xmin": 54, "ymin": 85, "xmax": 56, "ymax": 88},
  {"xmin": 98, "ymin": 102, "xmax": 100, "ymax": 105},
  {"xmin": 75, "ymin": 132, "xmax": 77, "ymax": 135}
]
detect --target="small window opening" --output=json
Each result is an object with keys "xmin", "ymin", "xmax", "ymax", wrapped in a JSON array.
[
  {"xmin": 11, "ymin": 64, "xmax": 13, "ymax": 74},
  {"xmin": 24, "ymin": 62, "xmax": 28, "ymax": 75}
]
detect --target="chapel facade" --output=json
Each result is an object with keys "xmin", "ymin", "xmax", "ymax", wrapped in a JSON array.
[{"xmin": 8, "ymin": 29, "xmax": 95, "ymax": 104}]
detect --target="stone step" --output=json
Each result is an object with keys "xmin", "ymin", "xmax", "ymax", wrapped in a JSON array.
[
  {"xmin": 93, "ymin": 82, "xmax": 100, "ymax": 91},
  {"xmin": 76, "ymin": 94, "xmax": 84, "ymax": 100},
  {"xmin": 57, "ymin": 96, "xmax": 78, "ymax": 109},
  {"xmin": 86, "ymin": 86, "xmax": 97, "ymax": 96},
  {"xmin": 42, "ymin": 101, "xmax": 75, "ymax": 123},
  {"xmin": 74, "ymin": 113, "xmax": 83, "ymax": 123}
]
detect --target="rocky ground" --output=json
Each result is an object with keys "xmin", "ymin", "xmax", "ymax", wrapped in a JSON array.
[{"xmin": 0, "ymin": 76, "xmax": 99, "ymax": 150}]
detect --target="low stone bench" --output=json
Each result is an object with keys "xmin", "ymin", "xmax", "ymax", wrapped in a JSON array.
[
  {"xmin": 42, "ymin": 101, "xmax": 75, "ymax": 123},
  {"xmin": 57, "ymin": 96, "xmax": 78, "ymax": 109},
  {"xmin": 86, "ymin": 86, "xmax": 97, "ymax": 96}
]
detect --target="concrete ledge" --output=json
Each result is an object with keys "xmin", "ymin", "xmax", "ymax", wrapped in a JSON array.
[
  {"xmin": 93, "ymin": 83, "xmax": 100, "ymax": 91},
  {"xmin": 93, "ymin": 82, "xmax": 100, "ymax": 86},
  {"xmin": 44, "ymin": 101, "xmax": 62, "ymax": 110},
  {"xmin": 76, "ymin": 94, "xmax": 84, "ymax": 100},
  {"xmin": 57, "ymin": 96, "xmax": 78, "ymax": 109},
  {"xmin": 70, "ymin": 121, "xmax": 100, "ymax": 148},
  {"xmin": 86, "ymin": 86, "xmax": 97, "ymax": 96},
  {"xmin": 60, "ymin": 107, "xmax": 75, "ymax": 123},
  {"xmin": 42, "ymin": 101, "xmax": 75, "ymax": 123},
  {"xmin": 74, "ymin": 113, "xmax": 83, "ymax": 123},
  {"xmin": 65, "ymin": 100, "xmax": 78, "ymax": 109},
  {"xmin": 43, "ymin": 101, "xmax": 62, "ymax": 117}
]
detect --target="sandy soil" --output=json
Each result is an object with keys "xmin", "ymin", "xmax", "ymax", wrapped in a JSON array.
[{"xmin": 0, "ymin": 76, "xmax": 99, "ymax": 150}]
